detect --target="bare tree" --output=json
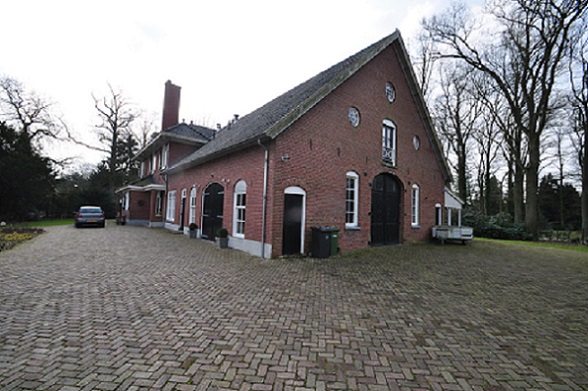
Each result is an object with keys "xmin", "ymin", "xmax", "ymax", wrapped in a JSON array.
[
  {"xmin": 569, "ymin": 18, "xmax": 588, "ymax": 243},
  {"xmin": 473, "ymin": 95, "xmax": 503, "ymax": 215},
  {"xmin": 410, "ymin": 28, "xmax": 439, "ymax": 98},
  {"xmin": 0, "ymin": 76, "xmax": 60, "ymax": 145},
  {"xmin": 432, "ymin": 61, "xmax": 482, "ymax": 203},
  {"xmin": 471, "ymin": 71, "xmax": 526, "ymax": 221},
  {"xmin": 90, "ymin": 84, "xmax": 139, "ymax": 196},
  {"xmin": 424, "ymin": 0, "xmax": 587, "ymax": 239},
  {"xmin": 134, "ymin": 113, "xmax": 158, "ymax": 149}
]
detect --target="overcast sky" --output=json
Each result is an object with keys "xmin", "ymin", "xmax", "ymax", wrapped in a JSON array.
[{"xmin": 1, "ymin": 0, "xmax": 481, "ymax": 167}]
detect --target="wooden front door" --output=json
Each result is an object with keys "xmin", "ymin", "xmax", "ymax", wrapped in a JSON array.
[
  {"xmin": 201, "ymin": 183, "xmax": 224, "ymax": 241},
  {"xmin": 371, "ymin": 174, "xmax": 401, "ymax": 245}
]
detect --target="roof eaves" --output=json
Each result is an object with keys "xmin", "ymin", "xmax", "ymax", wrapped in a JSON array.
[{"xmin": 163, "ymin": 134, "xmax": 271, "ymax": 175}]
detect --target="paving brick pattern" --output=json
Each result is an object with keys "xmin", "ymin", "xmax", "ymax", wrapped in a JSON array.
[{"xmin": 0, "ymin": 224, "xmax": 586, "ymax": 390}]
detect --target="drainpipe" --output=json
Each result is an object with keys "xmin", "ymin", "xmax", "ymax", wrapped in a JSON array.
[
  {"xmin": 257, "ymin": 139, "xmax": 269, "ymax": 258},
  {"xmin": 163, "ymin": 173, "xmax": 168, "ymax": 228}
]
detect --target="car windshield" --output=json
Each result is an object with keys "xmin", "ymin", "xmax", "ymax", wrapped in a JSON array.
[{"xmin": 80, "ymin": 208, "xmax": 102, "ymax": 214}]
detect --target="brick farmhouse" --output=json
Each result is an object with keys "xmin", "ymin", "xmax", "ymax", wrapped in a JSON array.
[{"xmin": 116, "ymin": 31, "xmax": 454, "ymax": 258}]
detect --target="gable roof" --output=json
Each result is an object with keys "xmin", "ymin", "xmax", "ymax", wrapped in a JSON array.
[
  {"xmin": 135, "ymin": 122, "xmax": 216, "ymax": 160},
  {"xmin": 165, "ymin": 31, "xmax": 451, "ymax": 182}
]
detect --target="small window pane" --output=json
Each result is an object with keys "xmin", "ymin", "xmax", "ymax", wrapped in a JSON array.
[
  {"xmin": 234, "ymin": 181, "xmax": 247, "ymax": 236},
  {"xmin": 345, "ymin": 173, "xmax": 359, "ymax": 227}
]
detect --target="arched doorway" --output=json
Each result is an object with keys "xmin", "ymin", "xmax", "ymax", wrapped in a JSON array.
[
  {"xmin": 282, "ymin": 186, "xmax": 306, "ymax": 255},
  {"xmin": 371, "ymin": 174, "xmax": 402, "ymax": 245},
  {"xmin": 201, "ymin": 183, "xmax": 224, "ymax": 241}
]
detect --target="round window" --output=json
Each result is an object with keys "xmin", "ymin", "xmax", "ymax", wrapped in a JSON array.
[
  {"xmin": 386, "ymin": 82, "xmax": 396, "ymax": 103},
  {"xmin": 348, "ymin": 107, "xmax": 360, "ymax": 127},
  {"xmin": 413, "ymin": 135, "xmax": 421, "ymax": 150}
]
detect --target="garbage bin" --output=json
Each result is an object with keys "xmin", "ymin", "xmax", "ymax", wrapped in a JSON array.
[
  {"xmin": 311, "ymin": 226, "xmax": 340, "ymax": 258},
  {"xmin": 329, "ymin": 227, "xmax": 340, "ymax": 256}
]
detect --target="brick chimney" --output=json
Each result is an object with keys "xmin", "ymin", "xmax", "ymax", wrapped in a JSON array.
[{"xmin": 161, "ymin": 80, "xmax": 181, "ymax": 131}]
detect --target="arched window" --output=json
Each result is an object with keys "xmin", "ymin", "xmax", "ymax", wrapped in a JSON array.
[
  {"xmin": 411, "ymin": 184, "xmax": 420, "ymax": 227},
  {"xmin": 233, "ymin": 180, "xmax": 247, "ymax": 237},
  {"xmin": 345, "ymin": 171, "xmax": 359, "ymax": 228}
]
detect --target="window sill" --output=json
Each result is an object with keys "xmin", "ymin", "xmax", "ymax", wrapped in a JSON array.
[
  {"xmin": 345, "ymin": 225, "xmax": 361, "ymax": 231},
  {"xmin": 411, "ymin": 224, "xmax": 421, "ymax": 229}
]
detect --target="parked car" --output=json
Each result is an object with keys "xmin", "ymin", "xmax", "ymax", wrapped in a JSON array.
[{"xmin": 75, "ymin": 206, "xmax": 106, "ymax": 228}]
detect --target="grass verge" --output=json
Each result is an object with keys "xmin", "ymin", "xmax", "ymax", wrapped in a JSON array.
[
  {"xmin": 17, "ymin": 219, "xmax": 74, "ymax": 227},
  {"xmin": 476, "ymin": 237, "xmax": 588, "ymax": 253}
]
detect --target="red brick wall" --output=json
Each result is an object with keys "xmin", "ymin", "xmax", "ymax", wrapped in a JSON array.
[
  {"xmin": 129, "ymin": 192, "xmax": 151, "ymax": 220},
  {"xmin": 162, "ymin": 81, "xmax": 180, "ymax": 130},
  {"xmin": 139, "ymin": 142, "xmax": 200, "ymax": 186},
  {"xmin": 148, "ymin": 190, "xmax": 164, "ymax": 223},
  {"xmin": 268, "ymin": 42, "xmax": 446, "ymax": 255},
  {"xmin": 166, "ymin": 146, "xmax": 271, "ymax": 243},
  {"xmin": 165, "ymin": 42, "xmax": 446, "ymax": 257},
  {"xmin": 169, "ymin": 143, "xmax": 198, "ymax": 167}
]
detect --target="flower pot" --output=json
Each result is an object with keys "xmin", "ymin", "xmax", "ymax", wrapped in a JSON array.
[
  {"xmin": 189, "ymin": 230, "xmax": 197, "ymax": 239},
  {"xmin": 217, "ymin": 237, "xmax": 229, "ymax": 248}
]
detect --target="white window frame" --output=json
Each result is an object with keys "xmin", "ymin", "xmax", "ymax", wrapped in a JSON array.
[
  {"xmin": 151, "ymin": 153, "xmax": 157, "ymax": 174},
  {"xmin": 140, "ymin": 161, "xmax": 145, "ymax": 178},
  {"xmin": 166, "ymin": 190, "xmax": 177, "ymax": 222},
  {"xmin": 124, "ymin": 192, "xmax": 130, "ymax": 211},
  {"xmin": 345, "ymin": 171, "xmax": 359, "ymax": 228},
  {"xmin": 233, "ymin": 180, "xmax": 247, "ymax": 238},
  {"xmin": 382, "ymin": 119, "xmax": 397, "ymax": 166},
  {"xmin": 284, "ymin": 186, "xmax": 306, "ymax": 254},
  {"xmin": 411, "ymin": 184, "xmax": 420, "ymax": 227},
  {"xmin": 189, "ymin": 187, "xmax": 197, "ymax": 225},
  {"xmin": 161, "ymin": 143, "xmax": 169, "ymax": 169}
]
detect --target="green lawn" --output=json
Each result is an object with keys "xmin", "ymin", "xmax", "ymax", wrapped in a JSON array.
[
  {"xmin": 477, "ymin": 237, "xmax": 588, "ymax": 253},
  {"xmin": 16, "ymin": 219, "xmax": 74, "ymax": 227}
]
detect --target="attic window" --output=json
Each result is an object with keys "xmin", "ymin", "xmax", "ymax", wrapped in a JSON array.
[
  {"xmin": 386, "ymin": 82, "xmax": 396, "ymax": 103},
  {"xmin": 348, "ymin": 107, "xmax": 360, "ymax": 127},
  {"xmin": 413, "ymin": 136, "xmax": 420, "ymax": 151}
]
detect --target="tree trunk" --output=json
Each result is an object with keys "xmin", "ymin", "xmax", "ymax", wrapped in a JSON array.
[
  {"xmin": 525, "ymin": 134, "xmax": 540, "ymax": 240},
  {"xmin": 457, "ymin": 150, "xmax": 468, "ymax": 203},
  {"xmin": 582, "ymin": 124, "xmax": 588, "ymax": 244},
  {"xmin": 513, "ymin": 167, "xmax": 524, "ymax": 224}
]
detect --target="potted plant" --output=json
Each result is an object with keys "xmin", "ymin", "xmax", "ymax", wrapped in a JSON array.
[
  {"xmin": 189, "ymin": 223, "xmax": 198, "ymax": 239},
  {"xmin": 216, "ymin": 227, "xmax": 229, "ymax": 248}
]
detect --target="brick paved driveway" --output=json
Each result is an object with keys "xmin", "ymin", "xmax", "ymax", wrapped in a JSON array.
[{"xmin": 0, "ymin": 224, "xmax": 586, "ymax": 391}]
